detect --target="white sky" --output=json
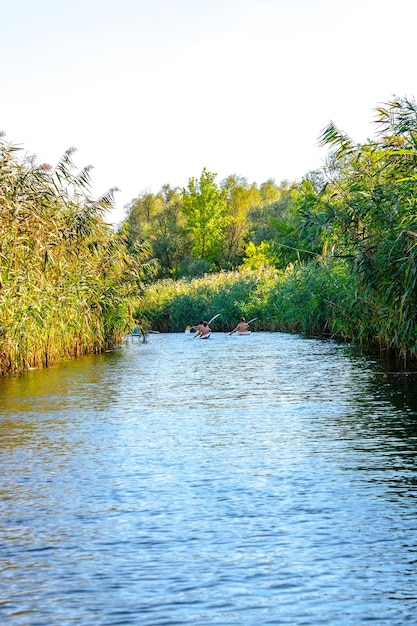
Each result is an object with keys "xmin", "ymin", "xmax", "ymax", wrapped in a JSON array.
[{"xmin": 2, "ymin": 0, "xmax": 416, "ymax": 224}]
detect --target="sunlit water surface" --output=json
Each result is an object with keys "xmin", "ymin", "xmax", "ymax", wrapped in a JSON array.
[{"xmin": 1, "ymin": 332, "xmax": 417, "ymax": 625}]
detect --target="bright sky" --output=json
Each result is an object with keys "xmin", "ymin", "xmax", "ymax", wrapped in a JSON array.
[{"xmin": 2, "ymin": 0, "xmax": 416, "ymax": 224}]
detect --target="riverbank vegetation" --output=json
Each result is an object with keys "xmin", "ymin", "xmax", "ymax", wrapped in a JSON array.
[
  {"xmin": 0, "ymin": 136, "xmax": 154, "ymax": 375},
  {"xmin": 128, "ymin": 96, "xmax": 417, "ymax": 361},
  {"xmin": 3, "ymin": 95, "xmax": 417, "ymax": 375},
  {"xmin": 136, "ymin": 263, "xmax": 353, "ymax": 338}
]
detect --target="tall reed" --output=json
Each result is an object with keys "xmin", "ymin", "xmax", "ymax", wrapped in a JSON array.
[
  {"xmin": 0, "ymin": 138, "xmax": 149, "ymax": 375},
  {"xmin": 136, "ymin": 262, "xmax": 355, "ymax": 337}
]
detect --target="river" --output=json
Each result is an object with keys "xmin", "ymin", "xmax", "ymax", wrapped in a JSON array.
[{"xmin": 1, "ymin": 332, "xmax": 416, "ymax": 625}]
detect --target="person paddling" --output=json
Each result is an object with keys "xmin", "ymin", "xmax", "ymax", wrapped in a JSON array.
[
  {"xmin": 199, "ymin": 321, "xmax": 211, "ymax": 338},
  {"xmin": 194, "ymin": 320, "xmax": 209, "ymax": 338},
  {"xmin": 229, "ymin": 317, "xmax": 250, "ymax": 335}
]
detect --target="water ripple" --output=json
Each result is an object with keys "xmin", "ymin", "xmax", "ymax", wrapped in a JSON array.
[{"xmin": 1, "ymin": 332, "xmax": 417, "ymax": 624}]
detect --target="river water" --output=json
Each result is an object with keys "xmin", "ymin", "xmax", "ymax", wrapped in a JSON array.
[{"xmin": 1, "ymin": 332, "xmax": 416, "ymax": 625}]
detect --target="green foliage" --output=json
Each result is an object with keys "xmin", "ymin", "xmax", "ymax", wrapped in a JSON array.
[
  {"xmin": 120, "ymin": 173, "xmax": 287, "ymax": 277},
  {"xmin": 221, "ymin": 174, "xmax": 261, "ymax": 268},
  {"xmin": 248, "ymin": 182, "xmax": 293, "ymax": 247},
  {"xmin": 134, "ymin": 92, "xmax": 417, "ymax": 362},
  {"xmin": 315, "ymin": 96, "xmax": 417, "ymax": 358},
  {"xmin": 8, "ymin": 93, "xmax": 411, "ymax": 364},
  {"xmin": 178, "ymin": 257, "xmax": 213, "ymax": 278},
  {"xmin": 241, "ymin": 241, "xmax": 278, "ymax": 270},
  {"xmin": 136, "ymin": 269, "xmax": 277, "ymax": 332},
  {"xmin": 0, "ymin": 137, "xmax": 151, "ymax": 375},
  {"xmin": 121, "ymin": 185, "xmax": 187, "ymax": 279},
  {"xmin": 181, "ymin": 168, "xmax": 230, "ymax": 264},
  {"xmin": 136, "ymin": 262, "xmax": 356, "ymax": 339}
]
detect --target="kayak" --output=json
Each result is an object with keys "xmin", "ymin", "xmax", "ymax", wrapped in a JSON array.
[
  {"xmin": 187, "ymin": 330, "xmax": 211, "ymax": 339},
  {"xmin": 237, "ymin": 331, "xmax": 251, "ymax": 336}
]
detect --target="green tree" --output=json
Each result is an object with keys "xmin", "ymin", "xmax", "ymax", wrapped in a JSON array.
[
  {"xmin": 181, "ymin": 168, "xmax": 229, "ymax": 267},
  {"xmin": 221, "ymin": 174, "xmax": 260, "ymax": 268},
  {"xmin": 272, "ymin": 172, "xmax": 331, "ymax": 266},
  {"xmin": 248, "ymin": 180, "xmax": 293, "ymax": 246},
  {"xmin": 259, "ymin": 178, "xmax": 282, "ymax": 205},
  {"xmin": 121, "ymin": 185, "xmax": 190, "ymax": 279},
  {"xmin": 150, "ymin": 185, "xmax": 191, "ymax": 278}
]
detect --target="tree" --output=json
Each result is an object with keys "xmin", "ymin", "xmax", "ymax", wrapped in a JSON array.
[
  {"xmin": 150, "ymin": 185, "xmax": 191, "ymax": 278},
  {"xmin": 181, "ymin": 168, "xmax": 229, "ymax": 266},
  {"xmin": 121, "ymin": 185, "xmax": 190, "ymax": 279},
  {"xmin": 221, "ymin": 174, "xmax": 260, "ymax": 268}
]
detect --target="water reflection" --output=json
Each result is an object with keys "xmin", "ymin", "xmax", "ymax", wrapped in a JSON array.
[{"xmin": 1, "ymin": 332, "xmax": 417, "ymax": 624}]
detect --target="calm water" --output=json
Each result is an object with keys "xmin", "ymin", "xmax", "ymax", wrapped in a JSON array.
[{"xmin": 1, "ymin": 332, "xmax": 417, "ymax": 625}]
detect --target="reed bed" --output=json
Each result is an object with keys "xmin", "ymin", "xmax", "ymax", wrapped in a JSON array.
[
  {"xmin": 0, "ymin": 138, "xmax": 147, "ymax": 376},
  {"xmin": 136, "ymin": 262, "xmax": 352, "ymax": 335},
  {"xmin": 137, "ymin": 259, "xmax": 417, "ymax": 363}
]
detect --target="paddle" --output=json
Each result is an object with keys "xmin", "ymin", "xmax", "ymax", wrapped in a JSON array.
[
  {"xmin": 208, "ymin": 313, "xmax": 221, "ymax": 325},
  {"xmin": 191, "ymin": 313, "xmax": 221, "ymax": 338},
  {"xmin": 186, "ymin": 313, "xmax": 221, "ymax": 334}
]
